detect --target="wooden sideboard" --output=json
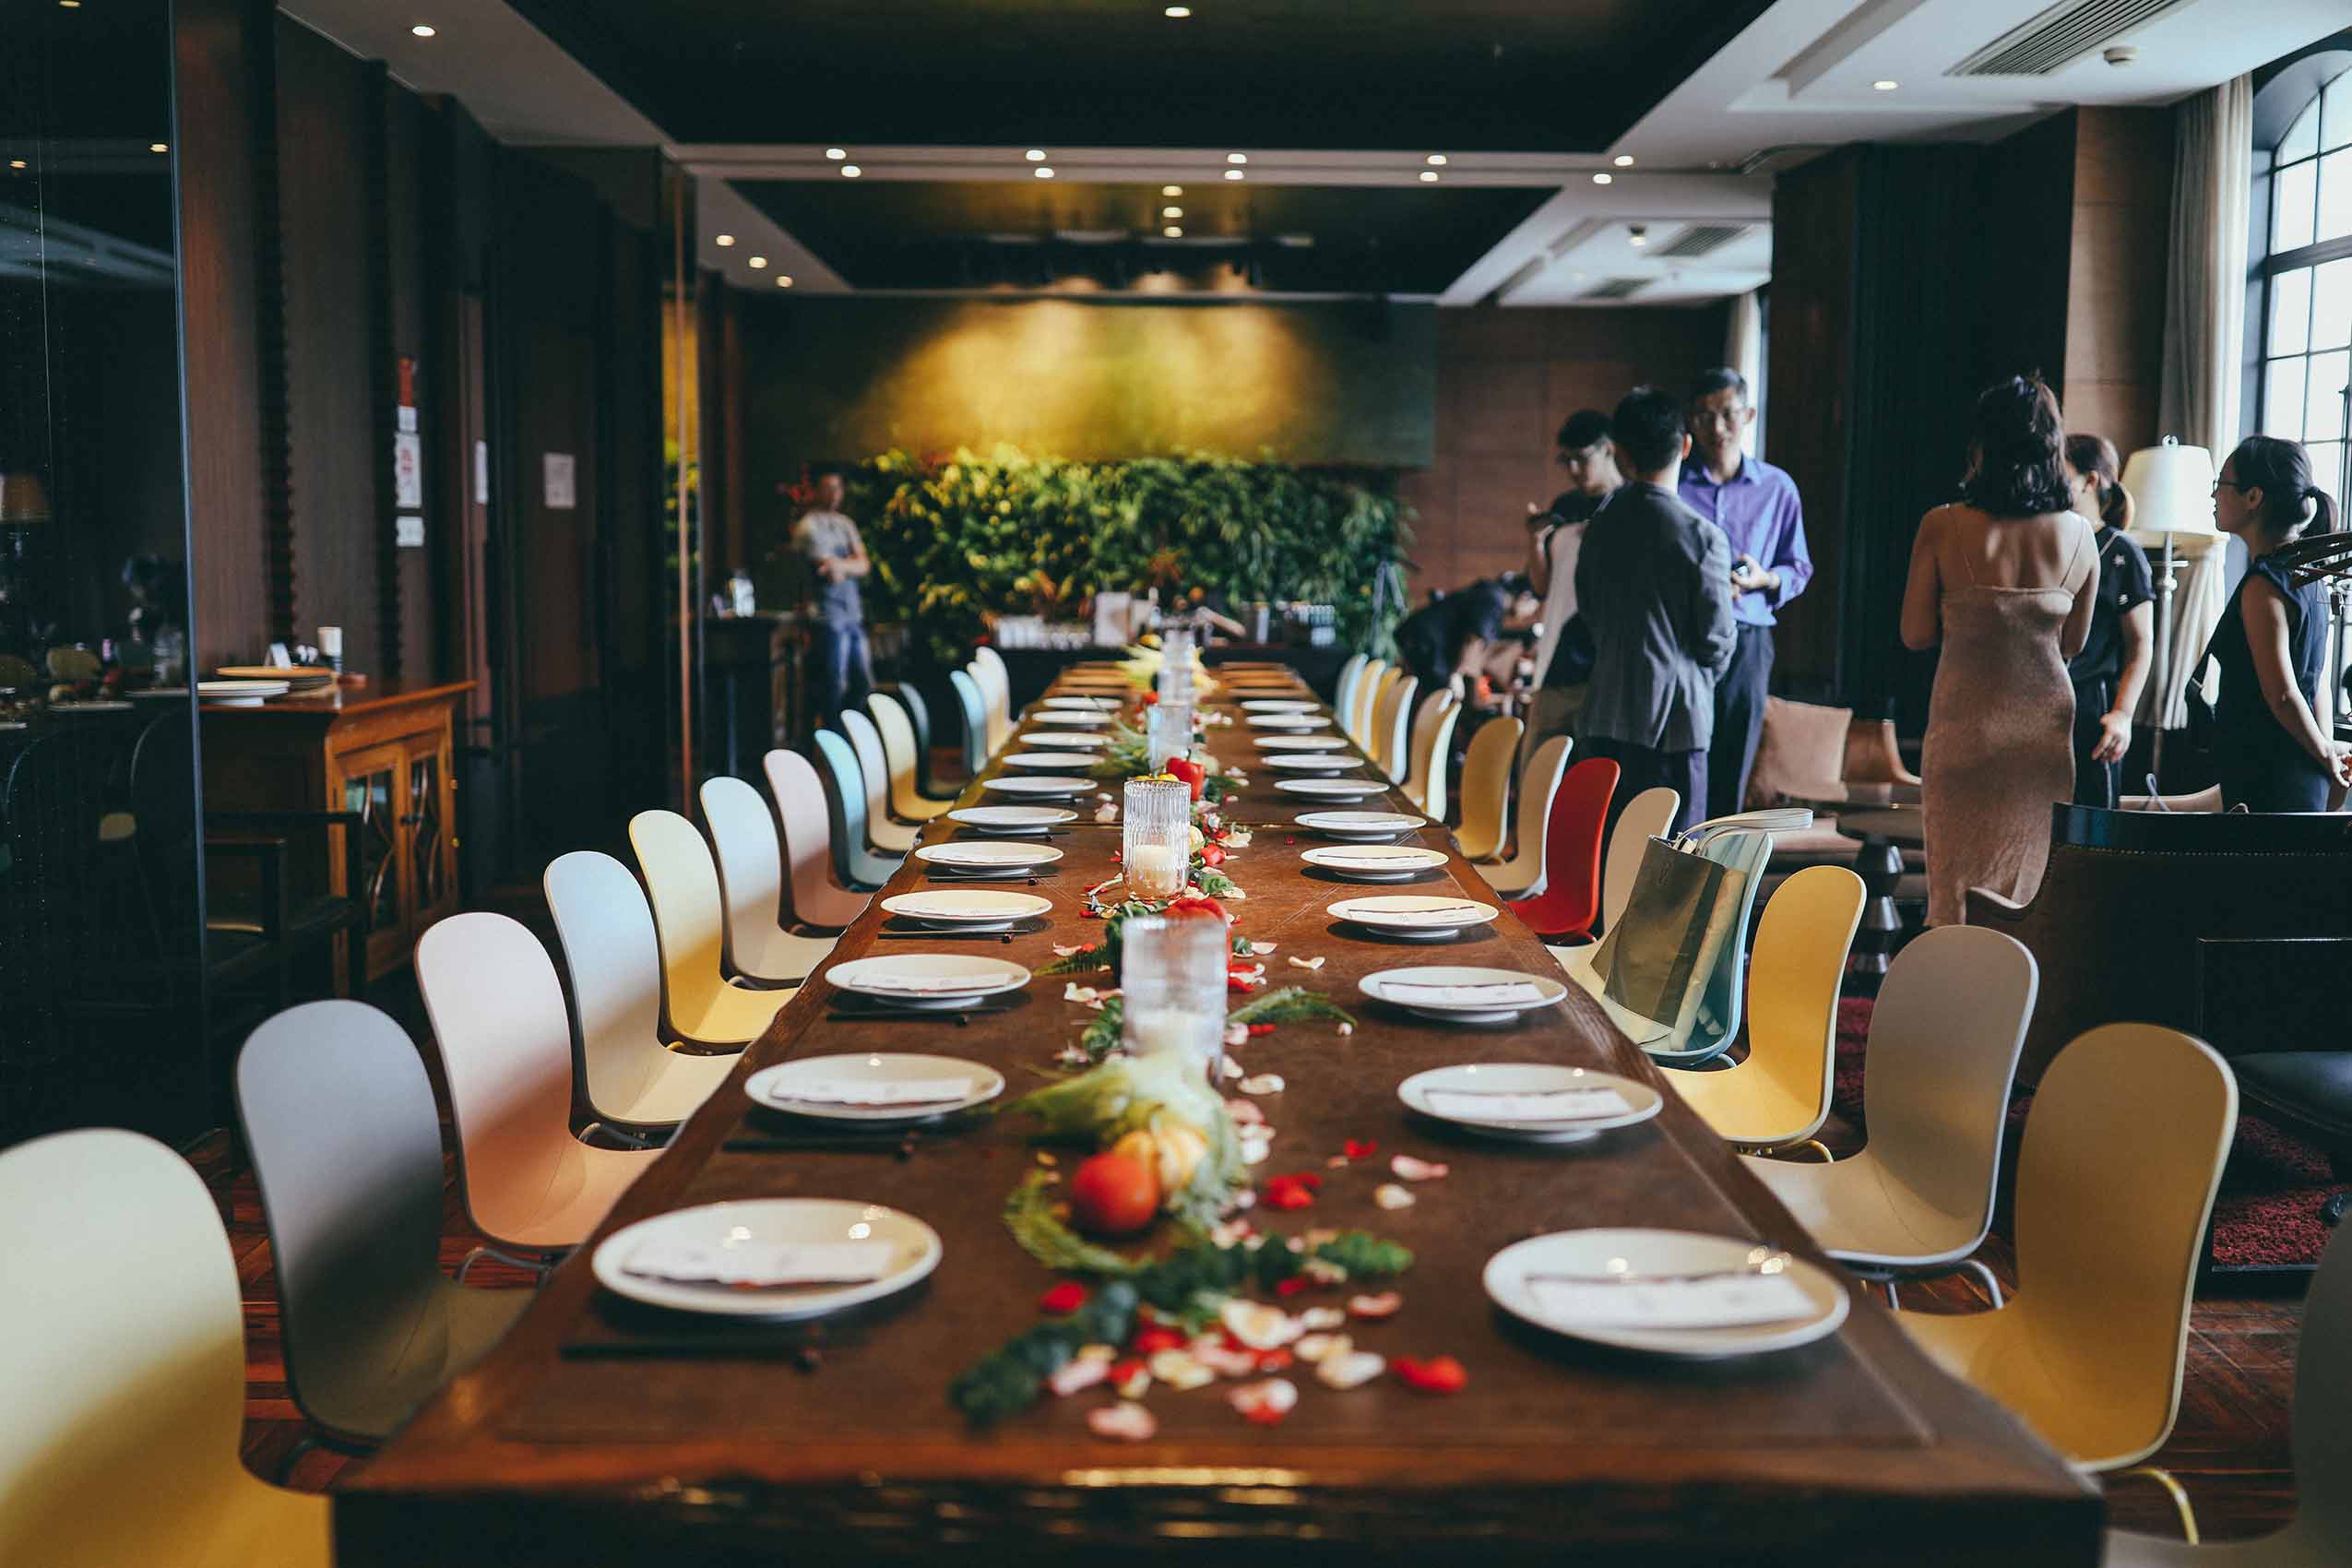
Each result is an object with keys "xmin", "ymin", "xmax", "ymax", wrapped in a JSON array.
[{"xmin": 201, "ymin": 679, "xmax": 472, "ymax": 985}]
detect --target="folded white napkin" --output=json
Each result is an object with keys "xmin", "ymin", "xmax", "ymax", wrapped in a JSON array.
[
  {"xmin": 778, "ymin": 1075, "xmax": 973, "ymax": 1106},
  {"xmin": 1527, "ymin": 1271, "xmax": 1815, "ymax": 1331},
  {"xmin": 1426, "ymin": 1087, "xmax": 1633, "ymax": 1122},
  {"xmin": 1386, "ymin": 981, "xmax": 1547, "ymax": 1006},
  {"xmin": 625, "ymin": 1238, "xmax": 894, "ymax": 1288}
]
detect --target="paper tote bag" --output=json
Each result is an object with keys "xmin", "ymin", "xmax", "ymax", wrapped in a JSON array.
[{"xmin": 1588, "ymin": 840, "xmax": 1744, "ymax": 1039}]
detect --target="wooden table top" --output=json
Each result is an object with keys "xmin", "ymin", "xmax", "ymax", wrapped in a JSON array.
[{"xmin": 337, "ymin": 665, "xmax": 2098, "ymax": 1566}]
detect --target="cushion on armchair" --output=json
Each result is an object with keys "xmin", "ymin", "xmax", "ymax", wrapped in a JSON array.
[{"xmin": 1742, "ymin": 697, "xmax": 1853, "ymax": 813}]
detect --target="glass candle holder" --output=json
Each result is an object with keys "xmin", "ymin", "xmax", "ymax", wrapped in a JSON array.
[
  {"xmin": 1157, "ymin": 624, "xmax": 1196, "ymax": 703},
  {"xmin": 1123, "ymin": 776, "xmax": 1192, "ymax": 898},
  {"xmin": 1120, "ymin": 912, "xmax": 1229, "ymax": 1083},
  {"xmin": 1146, "ymin": 700, "xmax": 1193, "ymax": 772}
]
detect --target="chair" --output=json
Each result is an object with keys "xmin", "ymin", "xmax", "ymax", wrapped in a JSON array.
[
  {"xmin": 1740, "ymin": 925, "xmax": 2037, "ymax": 1299},
  {"xmin": 812, "ymin": 729, "xmax": 906, "ymax": 889},
  {"xmin": 628, "ymin": 812, "xmax": 798, "ymax": 1045},
  {"xmin": 1455, "ymin": 717, "xmax": 1520, "ymax": 861},
  {"xmin": 236, "ymin": 1000, "xmax": 531, "ymax": 1447},
  {"xmin": 1400, "ymin": 690, "xmax": 1460, "ymax": 817},
  {"xmin": 968, "ymin": 651, "xmax": 1011, "ymax": 755},
  {"xmin": 544, "ymin": 850, "xmax": 741, "ymax": 1130},
  {"xmin": 1339, "ymin": 659, "xmax": 1380, "ymax": 745},
  {"xmin": 2104, "ymin": 1220, "xmax": 2352, "ymax": 1563},
  {"xmin": 1661, "ymin": 864, "xmax": 1866, "ymax": 1151},
  {"xmin": 1478, "ymin": 733, "xmax": 1571, "ymax": 897},
  {"xmin": 762, "ymin": 747, "xmax": 873, "ymax": 930},
  {"xmin": 949, "ymin": 669, "xmax": 993, "ymax": 778},
  {"xmin": 1356, "ymin": 662, "xmax": 1397, "ymax": 752},
  {"xmin": 1370, "ymin": 674, "xmax": 1418, "ymax": 782},
  {"xmin": 415, "ymin": 911, "xmax": 663, "ymax": 1266},
  {"xmin": 1895, "ymin": 1025, "xmax": 2236, "ymax": 1486},
  {"xmin": 1505, "ymin": 755, "xmax": 1619, "ymax": 941},
  {"xmin": 1332, "ymin": 653, "xmax": 1368, "ymax": 737},
  {"xmin": 701, "ymin": 774, "xmax": 840, "ymax": 981},
  {"xmin": 867, "ymin": 692, "xmax": 954, "ymax": 820},
  {"xmin": 1598, "ymin": 786, "xmax": 1681, "ymax": 933},
  {"xmin": 0, "ymin": 1129, "xmax": 333, "ymax": 1568},
  {"xmin": 885, "ymin": 682, "xmax": 960, "ymax": 798},
  {"xmin": 838, "ymin": 708, "xmax": 921, "ymax": 851}
]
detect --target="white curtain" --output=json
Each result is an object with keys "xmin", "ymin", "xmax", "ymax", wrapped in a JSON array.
[
  {"xmin": 2142, "ymin": 76, "xmax": 2251, "ymax": 731},
  {"xmin": 1727, "ymin": 291, "xmax": 1763, "ymax": 455}
]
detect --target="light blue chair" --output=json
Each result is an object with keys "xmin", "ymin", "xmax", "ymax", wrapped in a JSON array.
[
  {"xmin": 811, "ymin": 731, "xmax": 903, "ymax": 890},
  {"xmin": 948, "ymin": 669, "xmax": 992, "ymax": 778}
]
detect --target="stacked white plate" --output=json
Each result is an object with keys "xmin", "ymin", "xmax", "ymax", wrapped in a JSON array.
[
  {"xmin": 915, "ymin": 840, "xmax": 1064, "ymax": 876},
  {"xmin": 1276, "ymin": 777, "xmax": 1384, "ymax": 802},
  {"xmin": 197, "ymin": 679, "xmax": 290, "ymax": 705},
  {"xmin": 1042, "ymin": 696, "xmax": 1119, "ymax": 711},
  {"xmin": 1266, "ymin": 754, "xmax": 1360, "ymax": 773},
  {"xmin": 880, "ymin": 890, "xmax": 1052, "ymax": 930},
  {"xmin": 1483, "ymin": 1227, "xmax": 1847, "ymax": 1359},
  {"xmin": 1023, "ymin": 729, "xmax": 1111, "ymax": 747},
  {"xmin": 981, "ymin": 775, "xmax": 1092, "ymax": 798},
  {"xmin": 1397, "ymin": 1063, "xmax": 1662, "ymax": 1140},
  {"xmin": 1295, "ymin": 809, "xmax": 1423, "ymax": 840},
  {"xmin": 1247, "ymin": 713, "xmax": 1332, "ymax": 730},
  {"xmin": 826, "ymin": 951, "xmax": 1032, "ymax": 1006},
  {"xmin": 593, "ymin": 1198, "xmax": 943, "ymax": 1322},
  {"xmin": 1239, "ymin": 698, "xmax": 1319, "ymax": 712},
  {"xmin": 745, "ymin": 1051, "xmax": 1005, "ymax": 1121},
  {"xmin": 1003, "ymin": 751, "xmax": 1102, "ymax": 771},
  {"xmin": 1327, "ymin": 894, "xmax": 1499, "ymax": 939},
  {"xmin": 948, "ymin": 804, "xmax": 1076, "ymax": 836},
  {"xmin": 1301, "ymin": 844, "xmax": 1448, "ymax": 881},
  {"xmin": 1360, "ymin": 965, "xmax": 1568, "ymax": 1022},
  {"xmin": 1255, "ymin": 733, "xmax": 1349, "ymax": 752}
]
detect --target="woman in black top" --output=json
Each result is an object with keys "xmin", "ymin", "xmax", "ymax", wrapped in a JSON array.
[
  {"xmin": 1392, "ymin": 578, "xmax": 1509, "ymax": 699},
  {"xmin": 2061, "ymin": 434, "xmax": 2155, "ymax": 808},
  {"xmin": 2202, "ymin": 435, "xmax": 2349, "ymax": 811}
]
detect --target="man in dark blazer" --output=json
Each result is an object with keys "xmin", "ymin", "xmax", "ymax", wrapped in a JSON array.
[{"xmin": 1574, "ymin": 386, "xmax": 1737, "ymax": 837}]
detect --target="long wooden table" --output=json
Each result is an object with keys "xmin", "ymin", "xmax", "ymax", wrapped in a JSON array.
[{"xmin": 339, "ymin": 664, "xmax": 2099, "ymax": 1566}]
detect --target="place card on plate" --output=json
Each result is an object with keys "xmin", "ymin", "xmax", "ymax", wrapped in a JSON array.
[
  {"xmin": 624, "ymin": 1238, "xmax": 895, "ymax": 1288},
  {"xmin": 1426, "ymin": 1087, "xmax": 1633, "ymax": 1122},
  {"xmin": 1384, "ymin": 980, "xmax": 1549, "ymax": 1007},
  {"xmin": 1526, "ymin": 1271, "xmax": 1817, "ymax": 1331},
  {"xmin": 779, "ymin": 1075, "xmax": 975, "ymax": 1106}
]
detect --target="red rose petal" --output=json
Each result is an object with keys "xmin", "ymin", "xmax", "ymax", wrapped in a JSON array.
[
  {"xmin": 1248, "ymin": 1023, "xmax": 1277, "ymax": 1036},
  {"xmin": 1275, "ymin": 1276, "xmax": 1315, "ymax": 1297},
  {"xmin": 1130, "ymin": 1326, "xmax": 1187, "ymax": 1356},
  {"xmin": 1343, "ymin": 1139, "xmax": 1380, "ymax": 1160},
  {"xmin": 1391, "ymin": 1355, "xmax": 1469, "ymax": 1394},
  {"xmin": 1039, "ymin": 1282, "xmax": 1088, "ymax": 1314}
]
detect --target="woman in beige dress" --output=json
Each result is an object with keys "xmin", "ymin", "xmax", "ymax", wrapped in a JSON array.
[{"xmin": 1900, "ymin": 376, "xmax": 2097, "ymax": 926}]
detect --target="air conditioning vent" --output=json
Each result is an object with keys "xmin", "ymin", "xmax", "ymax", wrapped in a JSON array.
[
  {"xmin": 1949, "ymin": 0, "xmax": 2193, "ymax": 77},
  {"xmin": 1656, "ymin": 224, "xmax": 1747, "ymax": 259},
  {"xmin": 1581, "ymin": 277, "xmax": 1651, "ymax": 301},
  {"xmin": 1732, "ymin": 145, "xmax": 1829, "ymax": 177}
]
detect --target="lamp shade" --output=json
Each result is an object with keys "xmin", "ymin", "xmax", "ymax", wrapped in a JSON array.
[
  {"xmin": 2120, "ymin": 437, "xmax": 2218, "ymax": 539},
  {"xmin": 0, "ymin": 471, "xmax": 50, "ymax": 523}
]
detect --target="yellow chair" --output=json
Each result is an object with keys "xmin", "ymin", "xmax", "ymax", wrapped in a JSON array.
[
  {"xmin": 630, "ymin": 809, "xmax": 796, "ymax": 1047},
  {"xmin": 1455, "ymin": 717, "xmax": 1520, "ymax": 861},
  {"xmin": 1401, "ymin": 690, "xmax": 1460, "ymax": 818},
  {"xmin": 1896, "ymin": 1024, "xmax": 2236, "ymax": 1490},
  {"xmin": 0, "ymin": 1129, "xmax": 333, "ymax": 1568},
  {"xmin": 1370, "ymin": 674, "xmax": 1418, "ymax": 782},
  {"xmin": 866, "ymin": 692, "xmax": 954, "ymax": 821},
  {"xmin": 1663, "ymin": 863, "xmax": 1864, "ymax": 1150},
  {"xmin": 1478, "ymin": 733, "xmax": 1572, "ymax": 897},
  {"xmin": 1356, "ymin": 663, "xmax": 1398, "ymax": 753}
]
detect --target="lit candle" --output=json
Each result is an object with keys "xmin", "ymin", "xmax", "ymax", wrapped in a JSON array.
[
  {"xmin": 317, "ymin": 625, "xmax": 343, "ymax": 659},
  {"xmin": 1124, "ymin": 842, "xmax": 1185, "ymax": 898},
  {"xmin": 1125, "ymin": 1005, "xmax": 1214, "ymax": 1063}
]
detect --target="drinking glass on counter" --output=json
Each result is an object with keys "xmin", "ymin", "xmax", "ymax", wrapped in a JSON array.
[
  {"xmin": 1120, "ymin": 912, "xmax": 1228, "ymax": 1082},
  {"xmin": 1123, "ymin": 776, "xmax": 1191, "ymax": 898},
  {"xmin": 1157, "ymin": 624, "xmax": 1196, "ymax": 704},
  {"xmin": 1146, "ymin": 701, "xmax": 1193, "ymax": 772}
]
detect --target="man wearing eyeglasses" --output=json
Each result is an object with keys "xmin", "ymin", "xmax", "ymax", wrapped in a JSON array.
[{"xmin": 1522, "ymin": 409, "xmax": 1619, "ymax": 744}]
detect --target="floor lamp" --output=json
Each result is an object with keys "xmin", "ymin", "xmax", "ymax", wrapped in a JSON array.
[{"xmin": 2122, "ymin": 438, "xmax": 2221, "ymax": 785}]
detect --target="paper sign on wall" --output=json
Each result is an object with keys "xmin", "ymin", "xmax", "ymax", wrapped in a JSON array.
[
  {"xmin": 393, "ymin": 432, "xmax": 423, "ymax": 509},
  {"xmin": 396, "ymin": 515, "xmax": 425, "ymax": 549},
  {"xmin": 543, "ymin": 452, "xmax": 576, "ymax": 510}
]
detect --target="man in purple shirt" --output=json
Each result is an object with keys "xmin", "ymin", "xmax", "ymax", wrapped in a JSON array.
[{"xmin": 1679, "ymin": 368, "xmax": 1812, "ymax": 820}]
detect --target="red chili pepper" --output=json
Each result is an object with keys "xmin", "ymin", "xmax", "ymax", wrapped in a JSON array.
[
  {"xmin": 1343, "ymin": 1138, "xmax": 1379, "ymax": 1160},
  {"xmin": 1391, "ymin": 1356, "xmax": 1469, "ymax": 1394},
  {"xmin": 1038, "ymin": 1282, "xmax": 1088, "ymax": 1315},
  {"xmin": 1247, "ymin": 1023, "xmax": 1277, "ymax": 1036},
  {"xmin": 1130, "ymin": 1325, "xmax": 1188, "ymax": 1355}
]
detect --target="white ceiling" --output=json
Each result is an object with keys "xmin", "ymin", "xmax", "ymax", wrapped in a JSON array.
[{"xmin": 282, "ymin": 0, "xmax": 2352, "ymax": 306}]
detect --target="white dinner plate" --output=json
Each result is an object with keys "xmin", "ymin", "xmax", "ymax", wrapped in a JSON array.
[
  {"xmin": 981, "ymin": 775, "xmax": 1094, "ymax": 798},
  {"xmin": 1277, "ymin": 778, "xmax": 1385, "ymax": 802},
  {"xmin": 1042, "ymin": 696, "xmax": 1120, "ymax": 711},
  {"xmin": 51, "ymin": 699, "xmax": 137, "ymax": 712},
  {"xmin": 1247, "ymin": 713, "xmax": 1333, "ymax": 730},
  {"xmin": 1328, "ymin": 893, "xmax": 1500, "ymax": 938},
  {"xmin": 948, "ymin": 804, "xmax": 1078, "ymax": 836},
  {"xmin": 1396, "ymin": 1062, "xmax": 1663, "ymax": 1139},
  {"xmin": 745, "ymin": 1052, "xmax": 1005, "ymax": 1122},
  {"xmin": 1301, "ymin": 844, "xmax": 1450, "ymax": 882},
  {"xmin": 592, "ymin": 1198, "xmax": 943, "ymax": 1321},
  {"xmin": 1003, "ymin": 751, "xmax": 1103, "ymax": 770},
  {"xmin": 1266, "ymin": 754, "xmax": 1362, "ymax": 773},
  {"xmin": 916, "ymin": 841, "xmax": 1065, "ymax": 875},
  {"xmin": 1024, "ymin": 728, "xmax": 1111, "ymax": 745},
  {"xmin": 826, "ymin": 951, "xmax": 1034, "ymax": 1006},
  {"xmin": 1255, "ymin": 733, "xmax": 1351, "ymax": 752},
  {"xmin": 1483, "ymin": 1228, "xmax": 1847, "ymax": 1360},
  {"xmin": 1239, "ymin": 699, "xmax": 1319, "ymax": 712},
  {"xmin": 1361, "ymin": 965, "xmax": 1569, "ymax": 1023},
  {"xmin": 880, "ymin": 889, "xmax": 1053, "ymax": 930},
  {"xmin": 1295, "ymin": 809, "xmax": 1425, "ymax": 839}
]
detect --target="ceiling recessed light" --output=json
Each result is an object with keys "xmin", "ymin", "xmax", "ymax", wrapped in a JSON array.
[
  {"xmin": 1426, "ymin": 154, "xmax": 1447, "ymax": 166},
  {"xmin": 1034, "ymin": 166, "xmax": 1054, "ymax": 179},
  {"xmin": 776, "ymin": 275, "xmax": 793, "ymax": 288},
  {"xmin": 1227, "ymin": 152, "xmax": 1247, "ymax": 164},
  {"xmin": 826, "ymin": 148, "xmax": 847, "ymax": 160},
  {"xmin": 841, "ymin": 164, "xmax": 862, "ymax": 177},
  {"xmin": 149, "ymin": 143, "xmax": 169, "ymax": 154},
  {"xmin": 1162, "ymin": 205, "xmax": 1182, "ymax": 218},
  {"xmin": 1419, "ymin": 171, "xmax": 1438, "ymax": 183},
  {"xmin": 57, "ymin": 2, "xmax": 80, "ymax": 9},
  {"xmin": 7, "ymin": 160, "xmax": 24, "ymax": 170},
  {"xmin": 1224, "ymin": 169, "xmax": 1244, "ymax": 181},
  {"xmin": 1165, "ymin": 5, "xmax": 1191, "ymax": 15},
  {"xmin": 748, "ymin": 255, "xmax": 768, "ymax": 268},
  {"xmin": 1025, "ymin": 149, "xmax": 1047, "ymax": 161},
  {"xmin": 715, "ymin": 233, "xmax": 736, "ymax": 247},
  {"xmin": 1592, "ymin": 172, "xmax": 1613, "ymax": 185},
  {"xmin": 1162, "ymin": 184, "xmax": 1182, "ymax": 196},
  {"xmin": 1873, "ymin": 78, "xmax": 1899, "ymax": 91},
  {"xmin": 1613, "ymin": 154, "xmax": 1634, "ymax": 167},
  {"xmin": 1164, "ymin": 225, "xmax": 1182, "ymax": 237},
  {"xmin": 410, "ymin": 23, "xmax": 435, "ymax": 38}
]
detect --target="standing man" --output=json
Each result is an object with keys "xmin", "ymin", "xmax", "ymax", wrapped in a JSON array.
[
  {"xmin": 1576, "ymin": 386, "xmax": 1736, "ymax": 837},
  {"xmin": 792, "ymin": 468, "xmax": 873, "ymax": 727},
  {"xmin": 1523, "ymin": 409, "xmax": 1619, "ymax": 745},
  {"xmin": 1679, "ymin": 368, "xmax": 1811, "ymax": 821}
]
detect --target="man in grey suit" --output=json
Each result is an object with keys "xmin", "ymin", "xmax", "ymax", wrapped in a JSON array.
[{"xmin": 1574, "ymin": 386, "xmax": 1737, "ymax": 838}]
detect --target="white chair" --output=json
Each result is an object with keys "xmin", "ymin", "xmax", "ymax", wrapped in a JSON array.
[
  {"xmin": 1478, "ymin": 733, "xmax": 1571, "ymax": 897},
  {"xmin": 1372, "ymin": 674, "xmax": 1419, "ymax": 782},
  {"xmin": 1332, "ymin": 653, "xmax": 1368, "ymax": 738},
  {"xmin": 838, "ymin": 708, "xmax": 921, "ymax": 851},
  {"xmin": 866, "ymin": 692, "xmax": 954, "ymax": 820},
  {"xmin": 763, "ymin": 746, "xmax": 875, "ymax": 929},
  {"xmin": 1598, "ymin": 785, "xmax": 1681, "ymax": 932},
  {"xmin": 968, "ymin": 651, "xmax": 1012, "ymax": 755},
  {"xmin": 701, "ymin": 775, "xmax": 839, "ymax": 982},
  {"xmin": 415, "ymin": 911, "xmax": 662, "ymax": 1271},
  {"xmin": 1400, "ymin": 689, "xmax": 1461, "ymax": 819},
  {"xmin": 544, "ymin": 850, "xmax": 740, "ymax": 1131},
  {"xmin": 627, "ymin": 813, "xmax": 797, "ymax": 1047},
  {"xmin": 1742, "ymin": 924, "xmax": 2036, "ymax": 1304}
]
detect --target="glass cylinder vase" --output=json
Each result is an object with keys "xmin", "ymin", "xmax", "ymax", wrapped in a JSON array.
[
  {"xmin": 1120, "ymin": 912, "xmax": 1229, "ymax": 1083},
  {"xmin": 1145, "ymin": 700, "xmax": 1193, "ymax": 772},
  {"xmin": 1157, "ymin": 624, "xmax": 1196, "ymax": 705},
  {"xmin": 1123, "ymin": 776, "xmax": 1192, "ymax": 898}
]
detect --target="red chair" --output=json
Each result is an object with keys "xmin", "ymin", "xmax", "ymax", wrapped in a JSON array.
[{"xmin": 1509, "ymin": 756, "xmax": 1620, "ymax": 942}]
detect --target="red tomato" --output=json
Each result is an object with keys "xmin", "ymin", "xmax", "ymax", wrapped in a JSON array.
[{"xmin": 1067, "ymin": 1152, "xmax": 1161, "ymax": 1237}]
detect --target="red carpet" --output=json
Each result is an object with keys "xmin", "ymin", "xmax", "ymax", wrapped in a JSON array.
[{"xmin": 1831, "ymin": 997, "xmax": 2345, "ymax": 1270}]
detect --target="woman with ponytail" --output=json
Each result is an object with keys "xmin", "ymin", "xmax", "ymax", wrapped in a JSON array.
[
  {"xmin": 2202, "ymin": 435, "xmax": 2350, "ymax": 810},
  {"xmin": 2061, "ymin": 434, "xmax": 2155, "ymax": 808}
]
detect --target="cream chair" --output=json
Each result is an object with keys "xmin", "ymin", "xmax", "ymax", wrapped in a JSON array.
[
  {"xmin": 1355, "ymin": 662, "xmax": 1397, "ymax": 752},
  {"xmin": 866, "ymin": 692, "xmax": 954, "ymax": 821},
  {"xmin": 838, "ymin": 708, "xmax": 921, "ymax": 851},
  {"xmin": 1662, "ymin": 863, "xmax": 1866, "ymax": 1151},
  {"xmin": 1455, "ymin": 716, "xmax": 1520, "ymax": 861},
  {"xmin": 416, "ymin": 910, "xmax": 663, "ymax": 1268},
  {"xmin": 545, "ymin": 850, "xmax": 740, "ymax": 1131},
  {"xmin": 761, "ymin": 746, "xmax": 873, "ymax": 929},
  {"xmin": 1370, "ymin": 673, "xmax": 1418, "ymax": 782},
  {"xmin": 1332, "ymin": 654, "xmax": 1368, "ymax": 738},
  {"xmin": 1477, "ymin": 733, "xmax": 1571, "ymax": 897},
  {"xmin": 1896, "ymin": 1025, "xmax": 2236, "ymax": 1506},
  {"xmin": 1400, "ymin": 690, "xmax": 1461, "ymax": 817},
  {"xmin": 629, "ymin": 811, "xmax": 797, "ymax": 1046},
  {"xmin": 1598, "ymin": 786, "xmax": 1681, "ymax": 933},
  {"xmin": 701, "ymin": 775, "xmax": 839, "ymax": 981},
  {"xmin": 0, "ymin": 1129, "xmax": 333, "ymax": 1568},
  {"xmin": 968, "ymin": 652, "xmax": 1012, "ymax": 755},
  {"xmin": 1741, "ymin": 924, "xmax": 2036, "ymax": 1302}
]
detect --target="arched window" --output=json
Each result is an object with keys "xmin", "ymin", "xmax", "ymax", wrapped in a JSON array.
[{"xmin": 2256, "ymin": 66, "xmax": 2352, "ymax": 493}]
